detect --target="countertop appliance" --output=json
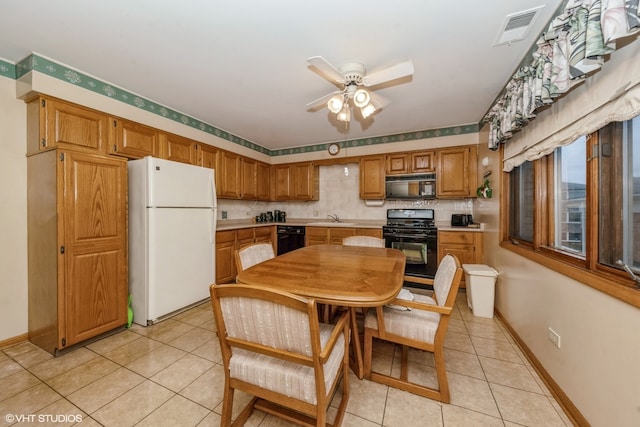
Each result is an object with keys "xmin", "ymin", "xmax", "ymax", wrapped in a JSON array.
[
  {"xmin": 383, "ymin": 208, "xmax": 438, "ymax": 285},
  {"xmin": 277, "ymin": 225, "xmax": 305, "ymax": 255},
  {"xmin": 451, "ymin": 214, "xmax": 473, "ymax": 227},
  {"xmin": 128, "ymin": 157, "xmax": 217, "ymax": 325},
  {"xmin": 385, "ymin": 173, "xmax": 436, "ymax": 200}
]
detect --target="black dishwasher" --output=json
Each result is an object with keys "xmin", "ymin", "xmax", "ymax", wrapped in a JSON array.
[{"xmin": 277, "ymin": 225, "xmax": 306, "ymax": 255}]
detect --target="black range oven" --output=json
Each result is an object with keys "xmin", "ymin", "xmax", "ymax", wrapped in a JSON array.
[{"xmin": 383, "ymin": 209, "xmax": 438, "ymax": 283}]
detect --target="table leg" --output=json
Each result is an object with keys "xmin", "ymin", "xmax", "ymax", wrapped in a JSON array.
[{"xmin": 348, "ymin": 307, "xmax": 364, "ymax": 379}]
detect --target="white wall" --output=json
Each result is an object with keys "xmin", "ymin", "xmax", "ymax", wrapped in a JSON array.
[
  {"xmin": 475, "ymin": 137, "xmax": 640, "ymax": 427},
  {"xmin": 0, "ymin": 77, "xmax": 28, "ymax": 342}
]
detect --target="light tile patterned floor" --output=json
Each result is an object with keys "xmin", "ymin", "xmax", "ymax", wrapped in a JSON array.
[{"xmin": 0, "ymin": 292, "xmax": 573, "ymax": 426}]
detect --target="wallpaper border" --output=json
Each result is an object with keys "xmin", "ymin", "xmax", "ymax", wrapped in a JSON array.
[{"xmin": 6, "ymin": 53, "xmax": 478, "ymax": 156}]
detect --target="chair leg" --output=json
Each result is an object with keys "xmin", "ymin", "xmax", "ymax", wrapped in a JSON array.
[
  {"xmin": 433, "ymin": 346, "xmax": 450, "ymax": 403},
  {"xmin": 400, "ymin": 345, "xmax": 409, "ymax": 381},
  {"xmin": 220, "ymin": 384, "xmax": 234, "ymax": 427},
  {"xmin": 363, "ymin": 329, "xmax": 373, "ymax": 379}
]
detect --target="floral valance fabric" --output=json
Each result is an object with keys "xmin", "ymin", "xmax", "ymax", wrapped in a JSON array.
[{"xmin": 484, "ymin": 0, "xmax": 640, "ymax": 150}]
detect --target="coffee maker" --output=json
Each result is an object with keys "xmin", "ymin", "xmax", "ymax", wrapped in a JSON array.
[{"xmin": 274, "ymin": 210, "xmax": 286, "ymax": 222}]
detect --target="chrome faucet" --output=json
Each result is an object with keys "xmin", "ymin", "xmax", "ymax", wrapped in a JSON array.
[{"xmin": 327, "ymin": 214, "xmax": 340, "ymax": 223}]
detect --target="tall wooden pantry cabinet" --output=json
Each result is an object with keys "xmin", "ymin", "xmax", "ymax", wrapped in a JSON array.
[{"xmin": 27, "ymin": 96, "xmax": 128, "ymax": 355}]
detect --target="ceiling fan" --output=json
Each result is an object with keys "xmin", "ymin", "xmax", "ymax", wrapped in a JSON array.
[{"xmin": 306, "ymin": 56, "xmax": 414, "ymax": 123}]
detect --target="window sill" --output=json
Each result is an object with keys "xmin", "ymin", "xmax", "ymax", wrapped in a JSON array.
[{"xmin": 500, "ymin": 240, "xmax": 640, "ymax": 309}]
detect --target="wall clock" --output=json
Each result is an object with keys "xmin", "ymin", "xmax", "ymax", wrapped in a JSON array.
[{"xmin": 328, "ymin": 143, "xmax": 340, "ymax": 156}]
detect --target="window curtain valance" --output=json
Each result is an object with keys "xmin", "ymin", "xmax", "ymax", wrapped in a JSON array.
[
  {"xmin": 484, "ymin": 0, "xmax": 640, "ymax": 165},
  {"xmin": 502, "ymin": 38, "xmax": 640, "ymax": 171}
]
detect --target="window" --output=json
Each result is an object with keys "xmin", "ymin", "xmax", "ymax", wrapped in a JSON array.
[
  {"xmin": 598, "ymin": 118, "xmax": 640, "ymax": 272},
  {"xmin": 553, "ymin": 136, "xmax": 587, "ymax": 256},
  {"xmin": 508, "ymin": 161, "xmax": 534, "ymax": 243},
  {"xmin": 504, "ymin": 116, "xmax": 640, "ymax": 305}
]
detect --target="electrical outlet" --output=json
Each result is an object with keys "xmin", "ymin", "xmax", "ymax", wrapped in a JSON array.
[
  {"xmin": 548, "ymin": 328, "xmax": 561, "ymax": 348},
  {"xmin": 221, "ymin": 210, "xmax": 227, "ymax": 219}
]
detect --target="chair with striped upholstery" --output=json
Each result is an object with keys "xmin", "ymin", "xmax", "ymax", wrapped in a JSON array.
[
  {"xmin": 234, "ymin": 242, "xmax": 275, "ymax": 273},
  {"xmin": 210, "ymin": 283, "xmax": 350, "ymax": 426},
  {"xmin": 363, "ymin": 254, "xmax": 463, "ymax": 403}
]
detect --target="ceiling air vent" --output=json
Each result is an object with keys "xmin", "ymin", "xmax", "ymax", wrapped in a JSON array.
[{"xmin": 494, "ymin": 6, "xmax": 544, "ymax": 46}]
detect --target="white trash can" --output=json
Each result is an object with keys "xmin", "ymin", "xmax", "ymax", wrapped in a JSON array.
[{"xmin": 462, "ymin": 264, "xmax": 498, "ymax": 318}]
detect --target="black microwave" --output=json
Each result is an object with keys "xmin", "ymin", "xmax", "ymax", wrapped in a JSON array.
[{"xmin": 385, "ymin": 174, "xmax": 436, "ymax": 199}]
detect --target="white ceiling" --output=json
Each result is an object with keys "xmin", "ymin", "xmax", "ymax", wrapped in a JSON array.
[{"xmin": 0, "ymin": 1, "xmax": 563, "ymax": 151}]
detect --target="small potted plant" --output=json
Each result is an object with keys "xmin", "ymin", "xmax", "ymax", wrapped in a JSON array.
[{"xmin": 477, "ymin": 179, "xmax": 492, "ymax": 199}]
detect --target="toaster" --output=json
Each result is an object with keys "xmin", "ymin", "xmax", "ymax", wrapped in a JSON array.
[{"xmin": 451, "ymin": 214, "xmax": 473, "ymax": 227}]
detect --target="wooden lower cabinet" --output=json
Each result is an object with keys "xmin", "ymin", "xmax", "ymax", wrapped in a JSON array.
[
  {"xmin": 254, "ymin": 226, "xmax": 275, "ymax": 243},
  {"xmin": 28, "ymin": 150, "xmax": 128, "ymax": 354},
  {"xmin": 215, "ymin": 226, "xmax": 276, "ymax": 284},
  {"xmin": 215, "ymin": 230, "xmax": 237, "ymax": 284},
  {"xmin": 305, "ymin": 227, "xmax": 382, "ymax": 246},
  {"xmin": 437, "ymin": 231, "xmax": 483, "ymax": 286}
]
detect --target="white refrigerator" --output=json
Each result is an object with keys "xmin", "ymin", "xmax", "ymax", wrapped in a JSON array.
[{"xmin": 128, "ymin": 156, "xmax": 217, "ymax": 325}]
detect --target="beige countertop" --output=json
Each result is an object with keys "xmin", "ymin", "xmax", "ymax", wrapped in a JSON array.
[
  {"xmin": 217, "ymin": 219, "xmax": 485, "ymax": 232},
  {"xmin": 435, "ymin": 221, "xmax": 485, "ymax": 232},
  {"xmin": 216, "ymin": 218, "xmax": 385, "ymax": 231}
]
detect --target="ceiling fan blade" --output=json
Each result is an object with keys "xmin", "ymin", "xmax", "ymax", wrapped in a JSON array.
[
  {"xmin": 362, "ymin": 60, "xmax": 414, "ymax": 87},
  {"xmin": 307, "ymin": 56, "xmax": 345, "ymax": 84},
  {"xmin": 306, "ymin": 90, "xmax": 341, "ymax": 110},
  {"xmin": 369, "ymin": 91, "xmax": 390, "ymax": 109}
]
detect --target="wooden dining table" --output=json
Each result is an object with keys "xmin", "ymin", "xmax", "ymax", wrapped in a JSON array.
[{"xmin": 236, "ymin": 244, "xmax": 406, "ymax": 378}]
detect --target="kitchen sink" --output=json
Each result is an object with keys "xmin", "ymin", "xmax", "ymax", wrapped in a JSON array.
[{"xmin": 306, "ymin": 222, "xmax": 357, "ymax": 227}]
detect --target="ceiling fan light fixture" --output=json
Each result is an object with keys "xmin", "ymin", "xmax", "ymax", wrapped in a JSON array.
[
  {"xmin": 361, "ymin": 103, "xmax": 376, "ymax": 118},
  {"xmin": 353, "ymin": 88, "xmax": 370, "ymax": 107},
  {"xmin": 327, "ymin": 95, "xmax": 344, "ymax": 113},
  {"xmin": 337, "ymin": 104, "xmax": 351, "ymax": 122}
]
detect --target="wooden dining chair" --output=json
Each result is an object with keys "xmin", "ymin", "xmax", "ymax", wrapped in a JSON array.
[
  {"xmin": 234, "ymin": 242, "xmax": 275, "ymax": 273},
  {"xmin": 342, "ymin": 235, "xmax": 385, "ymax": 248},
  {"xmin": 363, "ymin": 254, "xmax": 463, "ymax": 403},
  {"xmin": 210, "ymin": 283, "xmax": 350, "ymax": 427}
]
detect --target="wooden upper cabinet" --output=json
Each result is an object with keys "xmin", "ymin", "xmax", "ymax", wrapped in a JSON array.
[
  {"xmin": 292, "ymin": 163, "xmax": 319, "ymax": 201},
  {"xmin": 359, "ymin": 155, "xmax": 385, "ymax": 199},
  {"xmin": 272, "ymin": 163, "xmax": 318, "ymax": 201},
  {"xmin": 218, "ymin": 150, "xmax": 242, "ymax": 198},
  {"xmin": 386, "ymin": 153, "xmax": 410, "ymax": 175},
  {"xmin": 411, "ymin": 151, "xmax": 435, "ymax": 173},
  {"xmin": 256, "ymin": 162, "xmax": 271, "ymax": 201},
  {"xmin": 27, "ymin": 96, "xmax": 109, "ymax": 155},
  {"xmin": 240, "ymin": 157, "xmax": 257, "ymax": 200},
  {"xmin": 387, "ymin": 151, "xmax": 435, "ymax": 175},
  {"xmin": 199, "ymin": 143, "xmax": 218, "ymax": 170},
  {"xmin": 109, "ymin": 118, "xmax": 159, "ymax": 159},
  {"xmin": 273, "ymin": 164, "xmax": 292, "ymax": 201},
  {"xmin": 160, "ymin": 132, "xmax": 198, "ymax": 165},
  {"xmin": 436, "ymin": 145, "xmax": 477, "ymax": 198}
]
